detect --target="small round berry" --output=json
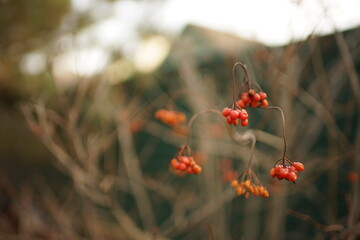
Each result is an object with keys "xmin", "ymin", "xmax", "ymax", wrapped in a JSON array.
[
  {"xmin": 293, "ymin": 162, "xmax": 305, "ymax": 171},
  {"xmin": 274, "ymin": 165, "xmax": 282, "ymax": 174},
  {"xmin": 171, "ymin": 158, "xmax": 179, "ymax": 168},
  {"xmin": 270, "ymin": 168, "xmax": 276, "ymax": 178},
  {"xmin": 288, "ymin": 172, "xmax": 297, "ymax": 182},
  {"xmin": 237, "ymin": 110, "xmax": 244, "ymax": 120},
  {"xmin": 244, "ymin": 192, "xmax": 250, "ymax": 199},
  {"xmin": 230, "ymin": 110, "xmax": 239, "ymax": 120},
  {"xmin": 231, "ymin": 179, "xmax": 239, "ymax": 187},
  {"xmin": 187, "ymin": 167, "xmax": 194, "ymax": 174},
  {"xmin": 253, "ymin": 93, "xmax": 261, "ymax": 102},
  {"xmin": 222, "ymin": 108, "xmax": 231, "ymax": 117},
  {"xmin": 251, "ymin": 101, "xmax": 259, "ymax": 108},
  {"xmin": 193, "ymin": 165, "xmax": 202, "ymax": 175},
  {"xmin": 233, "ymin": 118, "xmax": 239, "ymax": 126},
  {"xmin": 241, "ymin": 93, "xmax": 250, "ymax": 104},
  {"xmin": 236, "ymin": 99, "xmax": 245, "ymax": 108},
  {"xmin": 287, "ymin": 165, "xmax": 298, "ymax": 174},
  {"xmin": 226, "ymin": 115, "xmax": 233, "ymax": 124},
  {"xmin": 278, "ymin": 167, "xmax": 289, "ymax": 180},
  {"xmin": 240, "ymin": 110, "xmax": 248, "ymax": 120},
  {"xmin": 259, "ymin": 91, "xmax": 267, "ymax": 100},
  {"xmin": 179, "ymin": 156, "xmax": 190, "ymax": 165},
  {"xmin": 188, "ymin": 157, "xmax": 195, "ymax": 165},
  {"xmin": 178, "ymin": 163, "xmax": 187, "ymax": 171},
  {"xmin": 241, "ymin": 119, "xmax": 248, "ymax": 127},
  {"xmin": 248, "ymin": 89, "xmax": 255, "ymax": 95},
  {"xmin": 261, "ymin": 99, "xmax": 269, "ymax": 107}
]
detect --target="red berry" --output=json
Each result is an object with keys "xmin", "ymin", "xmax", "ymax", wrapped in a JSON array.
[
  {"xmin": 241, "ymin": 119, "xmax": 248, "ymax": 127},
  {"xmin": 251, "ymin": 100, "xmax": 259, "ymax": 108},
  {"xmin": 259, "ymin": 91, "xmax": 267, "ymax": 100},
  {"xmin": 293, "ymin": 162, "xmax": 304, "ymax": 171},
  {"xmin": 230, "ymin": 110, "xmax": 239, "ymax": 120},
  {"xmin": 240, "ymin": 110, "xmax": 248, "ymax": 120},
  {"xmin": 237, "ymin": 99, "xmax": 245, "ymax": 108},
  {"xmin": 171, "ymin": 158, "xmax": 179, "ymax": 168},
  {"xmin": 288, "ymin": 165, "xmax": 298, "ymax": 174},
  {"xmin": 178, "ymin": 163, "xmax": 187, "ymax": 171},
  {"xmin": 278, "ymin": 167, "xmax": 289, "ymax": 180},
  {"xmin": 193, "ymin": 165, "xmax": 202, "ymax": 175},
  {"xmin": 226, "ymin": 115, "xmax": 233, "ymax": 124},
  {"xmin": 270, "ymin": 168, "xmax": 276, "ymax": 178},
  {"xmin": 248, "ymin": 89, "xmax": 255, "ymax": 95},
  {"xmin": 237, "ymin": 110, "xmax": 244, "ymax": 120},
  {"xmin": 187, "ymin": 167, "xmax": 194, "ymax": 174},
  {"xmin": 260, "ymin": 99, "xmax": 269, "ymax": 107},
  {"xmin": 253, "ymin": 93, "xmax": 261, "ymax": 102},
  {"xmin": 222, "ymin": 108, "xmax": 231, "ymax": 117},
  {"xmin": 179, "ymin": 156, "xmax": 190, "ymax": 165},
  {"xmin": 188, "ymin": 156, "xmax": 195, "ymax": 165},
  {"xmin": 241, "ymin": 93, "xmax": 250, "ymax": 104},
  {"xmin": 233, "ymin": 118, "xmax": 239, "ymax": 125},
  {"xmin": 288, "ymin": 172, "xmax": 297, "ymax": 182},
  {"xmin": 274, "ymin": 165, "xmax": 282, "ymax": 174}
]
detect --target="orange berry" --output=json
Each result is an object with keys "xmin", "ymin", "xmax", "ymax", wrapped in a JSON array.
[
  {"xmin": 293, "ymin": 162, "xmax": 305, "ymax": 171},
  {"xmin": 288, "ymin": 172, "xmax": 297, "ymax": 182},
  {"xmin": 259, "ymin": 91, "xmax": 267, "ymax": 100},
  {"xmin": 178, "ymin": 163, "xmax": 187, "ymax": 171},
  {"xmin": 270, "ymin": 168, "xmax": 276, "ymax": 178},
  {"xmin": 244, "ymin": 192, "xmax": 250, "ymax": 199},
  {"xmin": 222, "ymin": 107, "xmax": 231, "ymax": 117},
  {"xmin": 187, "ymin": 167, "xmax": 194, "ymax": 174},
  {"xmin": 251, "ymin": 100, "xmax": 259, "ymax": 108},
  {"xmin": 241, "ymin": 119, "xmax": 248, "ymax": 127},
  {"xmin": 193, "ymin": 165, "xmax": 202, "ymax": 175},
  {"xmin": 248, "ymin": 89, "xmax": 255, "ymax": 95},
  {"xmin": 233, "ymin": 118, "xmax": 239, "ymax": 126},
  {"xmin": 241, "ymin": 92, "xmax": 250, "ymax": 104},
  {"xmin": 171, "ymin": 158, "xmax": 179, "ymax": 169},
  {"xmin": 253, "ymin": 93, "xmax": 261, "ymax": 102},
  {"xmin": 261, "ymin": 99, "xmax": 269, "ymax": 107},
  {"xmin": 231, "ymin": 179, "xmax": 239, "ymax": 187},
  {"xmin": 237, "ymin": 99, "xmax": 245, "ymax": 108},
  {"xmin": 179, "ymin": 156, "xmax": 190, "ymax": 165}
]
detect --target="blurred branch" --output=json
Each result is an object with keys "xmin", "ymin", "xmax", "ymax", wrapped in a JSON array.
[
  {"xmin": 117, "ymin": 110, "xmax": 156, "ymax": 230},
  {"xmin": 288, "ymin": 209, "xmax": 344, "ymax": 233}
]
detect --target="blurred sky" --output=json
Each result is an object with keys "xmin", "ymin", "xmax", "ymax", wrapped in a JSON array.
[{"xmin": 22, "ymin": 0, "xmax": 360, "ymax": 80}]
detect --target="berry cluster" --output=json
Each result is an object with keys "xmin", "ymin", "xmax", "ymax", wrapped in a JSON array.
[
  {"xmin": 270, "ymin": 162, "xmax": 304, "ymax": 182},
  {"xmin": 171, "ymin": 156, "xmax": 202, "ymax": 175},
  {"xmin": 236, "ymin": 89, "xmax": 269, "ymax": 109},
  {"xmin": 222, "ymin": 107, "xmax": 249, "ymax": 126},
  {"xmin": 231, "ymin": 179, "xmax": 269, "ymax": 198},
  {"xmin": 170, "ymin": 145, "xmax": 202, "ymax": 175},
  {"xmin": 155, "ymin": 109, "xmax": 186, "ymax": 126}
]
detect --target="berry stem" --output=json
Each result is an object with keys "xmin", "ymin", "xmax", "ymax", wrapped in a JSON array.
[
  {"xmin": 261, "ymin": 106, "xmax": 287, "ymax": 160},
  {"xmin": 232, "ymin": 62, "xmax": 251, "ymax": 102},
  {"xmin": 186, "ymin": 109, "xmax": 222, "ymax": 146},
  {"xmin": 247, "ymin": 134, "xmax": 256, "ymax": 169}
]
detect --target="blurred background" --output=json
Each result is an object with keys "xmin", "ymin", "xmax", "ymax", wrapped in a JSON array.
[{"xmin": 1, "ymin": 0, "xmax": 360, "ymax": 239}]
